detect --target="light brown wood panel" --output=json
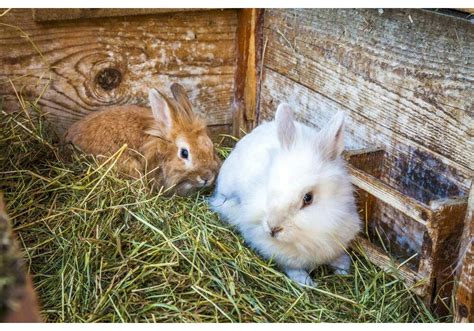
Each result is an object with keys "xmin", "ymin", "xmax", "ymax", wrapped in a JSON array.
[
  {"xmin": 232, "ymin": 9, "xmax": 264, "ymax": 138},
  {"xmin": 260, "ymin": 9, "xmax": 473, "ymax": 186},
  {"xmin": 33, "ymin": 9, "xmax": 208, "ymax": 22},
  {"xmin": 0, "ymin": 9, "xmax": 238, "ymax": 137}
]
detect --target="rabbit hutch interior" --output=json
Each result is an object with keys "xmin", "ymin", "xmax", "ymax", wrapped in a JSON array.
[{"xmin": 0, "ymin": 8, "xmax": 473, "ymax": 322}]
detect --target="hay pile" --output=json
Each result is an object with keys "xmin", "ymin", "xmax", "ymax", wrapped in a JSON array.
[{"xmin": 0, "ymin": 103, "xmax": 449, "ymax": 322}]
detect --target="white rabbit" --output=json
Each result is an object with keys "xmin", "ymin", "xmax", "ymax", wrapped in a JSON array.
[{"xmin": 210, "ymin": 103, "xmax": 361, "ymax": 286}]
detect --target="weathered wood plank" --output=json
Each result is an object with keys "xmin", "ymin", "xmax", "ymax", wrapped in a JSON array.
[
  {"xmin": 32, "ymin": 9, "xmax": 208, "ymax": 22},
  {"xmin": 232, "ymin": 9, "xmax": 264, "ymax": 137},
  {"xmin": 426, "ymin": 197, "xmax": 468, "ymax": 315},
  {"xmin": 455, "ymin": 185, "xmax": 474, "ymax": 322},
  {"xmin": 260, "ymin": 9, "xmax": 473, "ymax": 186},
  {"xmin": 0, "ymin": 9, "xmax": 238, "ymax": 138},
  {"xmin": 343, "ymin": 147, "xmax": 385, "ymax": 177},
  {"xmin": 349, "ymin": 164, "xmax": 433, "ymax": 225}
]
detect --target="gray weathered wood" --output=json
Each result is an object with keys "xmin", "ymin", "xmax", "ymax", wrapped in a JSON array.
[{"xmin": 455, "ymin": 184, "xmax": 474, "ymax": 322}]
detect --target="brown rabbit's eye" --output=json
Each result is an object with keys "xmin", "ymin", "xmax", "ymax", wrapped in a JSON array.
[
  {"xmin": 302, "ymin": 192, "xmax": 313, "ymax": 207},
  {"xmin": 180, "ymin": 148, "xmax": 189, "ymax": 159}
]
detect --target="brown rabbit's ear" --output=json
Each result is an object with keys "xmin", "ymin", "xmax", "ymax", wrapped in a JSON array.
[
  {"xmin": 170, "ymin": 83, "xmax": 194, "ymax": 117},
  {"xmin": 149, "ymin": 88, "xmax": 172, "ymax": 131}
]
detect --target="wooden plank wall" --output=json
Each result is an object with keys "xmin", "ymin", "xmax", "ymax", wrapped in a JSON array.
[
  {"xmin": 0, "ymin": 9, "xmax": 238, "ymax": 138},
  {"xmin": 258, "ymin": 9, "xmax": 473, "ymax": 195}
]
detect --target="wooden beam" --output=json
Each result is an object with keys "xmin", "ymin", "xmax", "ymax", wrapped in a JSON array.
[
  {"xmin": 32, "ymin": 9, "xmax": 209, "ymax": 22},
  {"xmin": 232, "ymin": 9, "xmax": 264, "ymax": 138},
  {"xmin": 427, "ymin": 197, "xmax": 468, "ymax": 315},
  {"xmin": 455, "ymin": 185, "xmax": 474, "ymax": 322},
  {"xmin": 348, "ymin": 166, "xmax": 432, "ymax": 226}
]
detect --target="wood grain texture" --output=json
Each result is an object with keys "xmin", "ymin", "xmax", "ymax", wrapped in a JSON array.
[
  {"xmin": 259, "ymin": 9, "xmax": 473, "ymax": 191},
  {"xmin": 426, "ymin": 197, "xmax": 468, "ymax": 315},
  {"xmin": 33, "ymin": 9, "xmax": 209, "ymax": 22},
  {"xmin": 349, "ymin": 166, "xmax": 431, "ymax": 226},
  {"xmin": 455, "ymin": 185, "xmax": 474, "ymax": 322},
  {"xmin": 232, "ymin": 9, "xmax": 264, "ymax": 137},
  {"xmin": 0, "ymin": 9, "xmax": 238, "ymax": 138}
]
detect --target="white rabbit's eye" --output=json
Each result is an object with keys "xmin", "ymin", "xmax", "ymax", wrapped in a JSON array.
[
  {"xmin": 302, "ymin": 192, "xmax": 313, "ymax": 208},
  {"xmin": 180, "ymin": 148, "xmax": 189, "ymax": 159}
]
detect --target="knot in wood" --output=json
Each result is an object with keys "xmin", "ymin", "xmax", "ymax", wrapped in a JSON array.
[{"xmin": 96, "ymin": 68, "xmax": 122, "ymax": 91}]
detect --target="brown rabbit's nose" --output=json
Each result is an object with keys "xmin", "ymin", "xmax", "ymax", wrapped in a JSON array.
[
  {"xmin": 270, "ymin": 226, "xmax": 283, "ymax": 238},
  {"xmin": 199, "ymin": 171, "xmax": 215, "ymax": 186}
]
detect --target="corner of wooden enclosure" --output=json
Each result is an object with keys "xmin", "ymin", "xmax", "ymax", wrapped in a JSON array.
[{"xmin": 232, "ymin": 8, "xmax": 264, "ymax": 138}]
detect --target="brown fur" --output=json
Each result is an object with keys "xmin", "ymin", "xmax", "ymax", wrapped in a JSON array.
[{"xmin": 64, "ymin": 84, "xmax": 221, "ymax": 196}]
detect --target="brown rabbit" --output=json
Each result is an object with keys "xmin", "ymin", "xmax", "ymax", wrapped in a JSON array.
[{"xmin": 64, "ymin": 83, "xmax": 221, "ymax": 196}]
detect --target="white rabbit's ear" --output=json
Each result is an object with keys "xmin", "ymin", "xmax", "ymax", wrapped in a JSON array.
[
  {"xmin": 149, "ymin": 88, "xmax": 172, "ymax": 131},
  {"xmin": 275, "ymin": 103, "xmax": 296, "ymax": 150},
  {"xmin": 318, "ymin": 111, "xmax": 345, "ymax": 160}
]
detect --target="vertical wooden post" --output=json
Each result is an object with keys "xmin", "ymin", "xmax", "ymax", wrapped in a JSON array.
[
  {"xmin": 455, "ymin": 184, "xmax": 474, "ymax": 322},
  {"xmin": 232, "ymin": 8, "xmax": 264, "ymax": 138},
  {"xmin": 428, "ymin": 198, "xmax": 468, "ymax": 316}
]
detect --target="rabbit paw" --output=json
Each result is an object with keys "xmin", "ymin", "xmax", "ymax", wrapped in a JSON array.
[
  {"xmin": 285, "ymin": 268, "xmax": 315, "ymax": 287},
  {"xmin": 329, "ymin": 253, "xmax": 351, "ymax": 275}
]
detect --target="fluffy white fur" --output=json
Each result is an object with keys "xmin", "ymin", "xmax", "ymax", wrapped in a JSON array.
[{"xmin": 210, "ymin": 103, "xmax": 361, "ymax": 286}]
